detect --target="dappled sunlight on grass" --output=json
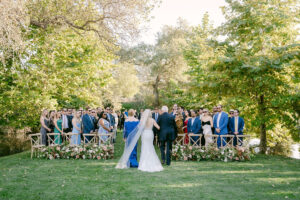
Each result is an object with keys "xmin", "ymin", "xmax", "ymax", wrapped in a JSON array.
[{"xmin": 255, "ymin": 177, "xmax": 300, "ymax": 183}]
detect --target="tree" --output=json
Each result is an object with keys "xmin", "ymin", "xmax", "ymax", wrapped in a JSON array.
[
  {"xmin": 185, "ymin": 0, "xmax": 300, "ymax": 154},
  {"xmin": 119, "ymin": 19, "xmax": 191, "ymax": 106}
]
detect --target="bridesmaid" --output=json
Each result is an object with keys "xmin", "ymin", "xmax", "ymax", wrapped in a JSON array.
[
  {"xmin": 54, "ymin": 111, "xmax": 63, "ymax": 144},
  {"xmin": 123, "ymin": 109, "xmax": 139, "ymax": 168},
  {"xmin": 183, "ymin": 110, "xmax": 191, "ymax": 145},
  {"xmin": 40, "ymin": 109, "xmax": 51, "ymax": 145},
  {"xmin": 98, "ymin": 111, "xmax": 112, "ymax": 144},
  {"xmin": 71, "ymin": 111, "xmax": 82, "ymax": 145}
]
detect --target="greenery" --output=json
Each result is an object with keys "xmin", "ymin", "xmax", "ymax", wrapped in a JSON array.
[
  {"xmin": 38, "ymin": 143, "xmax": 114, "ymax": 160},
  {"xmin": 0, "ymin": 0, "xmax": 299, "ymax": 157},
  {"xmin": 0, "ymin": 133, "xmax": 299, "ymax": 200},
  {"xmin": 172, "ymin": 144, "xmax": 253, "ymax": 162}
]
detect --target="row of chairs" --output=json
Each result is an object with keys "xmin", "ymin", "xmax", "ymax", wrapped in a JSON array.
[
  {"xmin": 175, "ymin": 134, "xmax": 251, "ymax": 148},
  {"xmin": 29, "ymin": 132, "xmax": 115, "ymax": 159}
]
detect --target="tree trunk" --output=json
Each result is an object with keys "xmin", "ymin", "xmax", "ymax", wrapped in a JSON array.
[
  {"xmin": 258, "ymin": 94, "xmax": 267, "ymax": 154},
  {"xmin": 153, "ymin": 75, "xmax": 160, "ymax": 107}
]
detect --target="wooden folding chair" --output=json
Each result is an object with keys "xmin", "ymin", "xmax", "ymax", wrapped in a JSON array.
[
  {"xmin": 236, "ymin": 135, "xmax": 251, "ymax": 148},
  {"xmin": 188, "ymin": 134, "xmax": 202, "ymax": 148},
  {"xmin": 98, "ymin": 132, "xmax": 114, "ymax": 145},
  {"xmin": 220, "ymin": 135, "xmax": 234, "ymax": 147},
  {"xmin": 210, "ymin": 135, "xmax": 219, "ymax": 148},
  {"xmin": 83, "ymin": 133, "xmax": 98, "ymax": 145},
  {"xmin": 175, "ymin": 134, "xmax": 185, "ymax": 146},
  {"xmin": 64, "ymin": 132, "xmax": 80, "ymax": 146},
  {"xmin": 47, "ymin": 133, "xmax": 61, "ymax": 146},
  {"xmin": 29, "ymin": 133, "xmax": 45, "ymax": 159}
]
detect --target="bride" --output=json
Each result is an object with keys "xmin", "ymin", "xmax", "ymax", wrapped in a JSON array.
[{"xmin": 116, "ymin": 109, "xmax": 163, "ymax": 172}]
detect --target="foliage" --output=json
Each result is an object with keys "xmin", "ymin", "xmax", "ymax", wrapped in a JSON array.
[
  {"xmin": 183, "ymin": 0, "xmax": 300, "ymax": 153},
  {"xmin": 37, "ymin": 143, "xmax": 114, "ymax": 160},
  {"xmin": 172, "ymin": 144, "xmax": 253, "ymax": 162}
]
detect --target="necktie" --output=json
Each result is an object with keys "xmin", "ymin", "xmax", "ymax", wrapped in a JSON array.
[
  {"xmin": 217, "ymin": 112, "xmax": 222, "ymax": 128},
  {"xmin": 235, "ymin": 117, "xmax": 238, "ymax": 132}
]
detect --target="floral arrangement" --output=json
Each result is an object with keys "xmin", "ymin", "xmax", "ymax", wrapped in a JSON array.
[
  {"xmin": 37, "ymin": 144, "xmax": 114, "ymax": 160},
  {"xmin": 172, "ymin": 144, "xmax": 253, "ymax": 162}
]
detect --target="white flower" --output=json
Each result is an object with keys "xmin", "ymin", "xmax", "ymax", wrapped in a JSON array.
[{"xmin": 82, "ymin": 155, "xmax": 86, "ymax": 159}]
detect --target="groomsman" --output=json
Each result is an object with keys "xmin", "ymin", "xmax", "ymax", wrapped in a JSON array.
[
  {"xmin": 227, "ymin": 109, "xmax": 234, "ymax": 143},
  {"xmin": 67, "ymin": 108, "xmax": 73, "ymax": 131},
  {"xmin": 229, "ymin": 109, "xmax": 245, "ymax": 146},
  {"xmin": 82, "ymin": 109, "xmax": 94, "ymax": 143},
  {"xmin": 213, "ymin": 105, "xmax": 229, "ymax": 147},
  {"xmin": 187, "ymin": 110, "xmax": 202, "ymax": 145}
]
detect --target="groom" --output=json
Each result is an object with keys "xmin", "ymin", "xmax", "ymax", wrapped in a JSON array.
[{"xmin": 157, "ymin": 106, "xmax": 177, "ymax": 166}]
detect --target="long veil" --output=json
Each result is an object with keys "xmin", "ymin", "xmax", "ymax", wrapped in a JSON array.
[{"xmin": 115, "ymin": 109, "xmax": 151, "ymax": 169}]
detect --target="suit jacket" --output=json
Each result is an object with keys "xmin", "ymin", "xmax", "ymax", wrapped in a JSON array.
[
  {"xmin": 82, "ymin": 114, "xmax": 94, "ymax": 133},
  {"xmin": 187, "ymin": 117, "xmax": 202, "ymax": 134},
  {"xmin": 157, "ymin": 112, "xmax": 177, "ymax": 141},
  {"xmin": 107, "ymin": 113, "xmax": 115, "ymax": 127},
  {"xmin": 229, "ymin": 116, "xmax": 244, "ymax": 135},
  {"xmin": 152, "ymin": 112, "xmax": 160, "ymax": 135},
  {"xmin": 213, "ymin": 112, "xmax": 229, "ymax": 134},
  {"xmin": 67, "ymin": 115, "xmax": 73, "ymax": 130}
]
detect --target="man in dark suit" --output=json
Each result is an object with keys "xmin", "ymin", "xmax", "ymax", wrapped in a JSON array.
[
  {"xmin": 229, "ymin": 109, "xmax": 245, "ymax": 146},
  {"xmin": 67, "ymin": 109, "xmax": 74, "ymax": 131},
  {"xmin": 82, "ymin": 109, "xmax": 94, "ymax": 143},
  {"xmin": 157, "ymin": 106, "xmax": 177, "ymax": 166},
  {"xmin": 187, "ymin": 110, "xmax": 202, "ymax": 145},
  {"xmin": 152, "ymin": 107, "xmax": 160, "ymax": 144}
]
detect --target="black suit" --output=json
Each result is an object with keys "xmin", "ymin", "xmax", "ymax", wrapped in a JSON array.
[
  {"xmin": 152, "ymin": 112, "xmax": 160, "ymax": 140},
  {"xmin": 157, "ymin": 112, "xmax": 177, "ymax": 165}
]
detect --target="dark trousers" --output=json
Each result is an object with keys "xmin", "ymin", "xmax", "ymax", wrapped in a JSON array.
[{"xmin": 160, "ymin": 140, "xmax": 172, "ymax": 165}]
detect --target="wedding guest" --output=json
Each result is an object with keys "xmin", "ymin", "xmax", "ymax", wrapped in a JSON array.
[
  {"xmin": 120, "ymin": 111, "xmax": 126, "ymax": 129},
  {"xmin": 170, "ymin": 104, "xmax": 178, "ymax": 117},
  {"xmin": 111, "ymin": 109, "xmax": 118, "ymax": 142},
  {"xmin": 201, "ymin": 109, "xmax": 213, "ymax": 146},
  {"xmin": 48, "ymin": 110, "xmax": 56, "ymax": 131},
  {"xmin": 54, "ymin": 112, "xmax": 63, "ymax": 144},
  {"xmin": 198, "ymin": 108, "xmax": 204, "ymax": 120},
  {"xmin": 106, "ymin": 107, "xmax": 115, "ymax": 129},
  {"xmin": 67, "ymin": 108, "xmax": 73, "ymax": 131},
  {"xmin": 123, "ymin": 109, "xmax": 139, "ymax": 167},
  {"xmin": 229, "ymin": 109, "xmax": 245, "ymax": 146},
  {"xmin": 212, "ymin": 106, "xmax": 218, "ymax": 134},
  {"xmin": 227, "ymin": 109, "xmax": 235, "ymax": 143},
  {"xmin": 82, "ymin": 108, "xmax": 94, "ymax": 143},
  {"xmin": 40, "ymin": 109, "xmax": 51, "ymax": 145},
  {"xmin": 213, "ymin": 105, "xmax": 229, "ymax": 147},
  {"xmin": 175, "ymin": 111, "xmax": 184, "ymax": 134},
  {"xmin": 187, "ymin": 110, "xmax": 202, "ymax": 145},
  {"xmin": 91, "ymin": 109, "xmax": 99, "ymax": 131},
  {"xmin": 71, "ymin": 111, "xmax": 82, "ymax": 145},
  {"xmin": 198, "ymin": 107, "xmax": 205, "ymax": 146},
  {"xmin": 183, "ymin": 110, "xmax": 191, "ymax": 144},
  {"xmin": 97, "ymin": 107, "xmax": 102, "ymax": 118},
  {"xmin": 98, "ymin": 112, "xmax": 112, "ymax": 143},
  {"xmin": 62, "ymin": 108, "xmax": 70, "ymax": 133},
  {"xmin": 138, "ymin": 109, "xmax": 144, "ymax": 120}
]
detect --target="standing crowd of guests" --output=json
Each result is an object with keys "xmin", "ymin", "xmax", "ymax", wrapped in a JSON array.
[
  {"xmin": 40, "ymin": 107, "xmax": 123, "ymax": 146},
  {"xmin": 40, "ymin": 104, "xmax": 244, "ymax": 148},
  {"xmin": 150, "ymin": 104, "xmax": 245, "ymax": 147}
]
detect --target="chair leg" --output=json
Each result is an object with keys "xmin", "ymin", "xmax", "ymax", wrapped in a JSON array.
[{"xmin": 31, "ymin": 148, "xmax": 33, "ymax": 159}]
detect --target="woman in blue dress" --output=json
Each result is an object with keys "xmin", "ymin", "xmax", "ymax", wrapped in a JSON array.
[
  {"xmin": 98, "ymin": 112, "xmax": 112, "ymax": 144},
  {"xmin": 123, "ymin": 109, "xmax": 139, "ymax": 168},
  {"xmin": 71, "ymin": 111, "xmax": 81, "ymax": 145}
]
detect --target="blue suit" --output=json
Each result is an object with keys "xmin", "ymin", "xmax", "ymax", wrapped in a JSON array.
[
  {"xmin": 213, "ymin": 112, "xmax": 229, "ymax": 147},
  {"xmin": 82, "ymin": 114, "xmax": 94, "ymax": 143},
  {"xmin": 187, "ymin": 117, "xmax": 202, "ymax": 145},
  {"xmin": 229, "ymin": 116, "xmax": 245, "ymax": 146}
]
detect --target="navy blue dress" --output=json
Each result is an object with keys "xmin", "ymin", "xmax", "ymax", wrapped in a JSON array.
[{"xmin": 123, "ymin": 121, "xmax": 139, "ymax": 168}]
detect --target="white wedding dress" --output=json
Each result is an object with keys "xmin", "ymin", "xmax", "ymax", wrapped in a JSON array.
[{"xmin": 138, "ymin": 119, "xmax": 163, "ymax": 172}]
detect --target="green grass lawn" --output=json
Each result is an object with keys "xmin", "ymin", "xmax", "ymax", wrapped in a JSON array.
[{"xmin": 0, "ymin": 133, "xmax": 299, "ymax": 200}]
